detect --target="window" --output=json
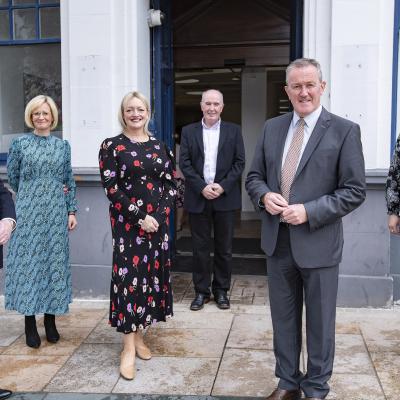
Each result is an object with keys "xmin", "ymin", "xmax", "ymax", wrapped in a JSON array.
[
  {"xmin": 0, "ymin": 0, "xmax": 61, "ymax": 158},
  {"xmin": 0, "ymin": 0, "xmax": 60, "ymax": 44}
]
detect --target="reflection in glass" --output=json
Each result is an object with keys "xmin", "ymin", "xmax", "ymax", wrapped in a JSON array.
[
  {"xmin": 0, "ymin": 0, "xmax": 10, "ymax": 7},
  {"xmin": 40, "ymin": 0, "xmax": 59, "ymax": 3},
  {"xmin": 13, "ymin": 0, "xmax": 35, "ymax": 5},
  {"xmin": 13, "ymin": 8, "xmax": 36, "ymax": 40},
  {"xmin": 0, "ymin": 11, "xmax": 10, "ymax": 40},
  {"xmin": 40, "ymin": 6, "xmax": 59, "ymax": 39},
  {"xmin": 0, "ymin": 43, "xmax": 62, "ymax": 150}
]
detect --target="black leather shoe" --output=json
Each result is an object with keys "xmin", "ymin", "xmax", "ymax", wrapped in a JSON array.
[
  {"xmin": 266, "ymin": 387, "xmax": 301, "ymax": 400},
  {"xmin": 0, "ymin": 388, "xmax": 12, "ymax": 399},
  {"xmin": 190, "ymin": 293, "xmax": 210, "ymax": 311},
  {"xmin": 214, "ymin": 291, "xmax": 230, "ymax": 309},
  {"xmin": 44, "ymin": 313, "xmax": 60, "ymax": 343},
  {"xmin": 25, "ymin": 315, "xmax": 41, "ymax": 348}
]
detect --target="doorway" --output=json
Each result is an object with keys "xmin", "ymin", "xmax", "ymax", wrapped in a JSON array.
[{"xmin": 151, "ymin": 0, "xmax": 302, "ymax": 273}]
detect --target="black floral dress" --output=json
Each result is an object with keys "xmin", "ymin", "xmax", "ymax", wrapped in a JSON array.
[
  {"xmin": 387, "ymin": 135, "xmax": 400, "ymax": 215},
  {"xmin": 99, "ymin": 134, "xmax": 176, "ymax": 333}
]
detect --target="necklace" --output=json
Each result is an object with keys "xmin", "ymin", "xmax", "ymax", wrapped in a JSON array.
[{"xmin": 123, "ymin": 132, "xmax": 149, "ymax": 143}]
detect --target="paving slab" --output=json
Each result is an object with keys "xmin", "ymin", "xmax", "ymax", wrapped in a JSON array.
[
  {"xmin": 229, "ymin": 296, "xmax": 254, "ymax": 305},
  {"xmin": 150, "ymin": 310, "xmax": 233, "ymax": 330},
  {"xmin": 370, "ymin": 351, "xmax": 400, "ymax": 400},
  {"xmin": 84, "ymin": 320, "xmax": 122, "ymax": 344},
  {"xmin": 45, "ymin": 343, "xmax": 121, "ymax": 393},
  {"xmin": 327, "ymin": 373, "xmax": 385, "ymax": 400},
  {"xmin": 230, "ymin": 304, "xmax": 269, "ymax": 315},
  {"xmin": 0, "ymin": 354, "xmax": 69, "ymax": 392},
  {"xmin": 361, "ymin": 323, "xmax": 400, "ymax": 354},
  {"xmin": 0, "ymin": 314, "xmax": 24, "ymax": 346},
  {"xmin": 212, "ymin": 348, "xmax": 277, "ymax": 396},
  {"xmin": 5, "ymin": 394, "xmax": 46, "ymax": 400},
  {"xmin": 226, "ymin": 313, "xmax": 273, "ymax": 350},
  {"xmin": 252, "ymin": 296, "xmax": 268, "ymax": 305},
  {"xmin": 113, "ymin": 357, "xmax": 219, "ymax": 395},
  {"xmin": 56, "ymin": 308, "xmax": 108, "ymax": 328},
  {"xmin": 144, "ymin": 328, "xmax": 228, "ymax": 358},
  {"xmin": 334, "ymin": 334, "xmax": 375, "ymax": 374},
  {"xmin": 3, "ymin": 326, "xmax": 93, "ymax": 356}
]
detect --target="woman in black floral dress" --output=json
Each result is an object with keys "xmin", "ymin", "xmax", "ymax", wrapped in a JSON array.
[
  {"xmin": 387, "ymin": 135, "xmax": 400, "ymax": 235},
  {"xmin": 99, "ymin": 91, "xmax": 176, "ymax": 380}
]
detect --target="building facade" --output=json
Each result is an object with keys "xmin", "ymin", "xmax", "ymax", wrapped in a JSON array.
[{"xmin": 0, "ymin": 0, "xmax": 399, "ymax": 306}]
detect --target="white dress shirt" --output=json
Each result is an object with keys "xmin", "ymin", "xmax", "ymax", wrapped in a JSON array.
[
  {"xmin": 281, "ymin": 105, "xmax": 323, "ymax": 170},
  {"xmin": 202, "ymin": 118, "xmax": 221, "ymax": 184}
]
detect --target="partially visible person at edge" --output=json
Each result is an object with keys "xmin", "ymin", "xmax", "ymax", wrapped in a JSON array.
[
  {"xmin": 179, "ymin": 89, "xmax": 245, "ymax": 311},
  {"xmin": 0, "ymin": 178, "xmax": 17, "ymax": 399},
  {"xmin": 245, "ymin": 58, "xmax": 366, "ymax": 400},
  {"xmin": 386, "ymin": 135, "xmax": 400, "ymax": 235},
  {"xmin": 99, "ymin": 91, "xmax": 176, "ymax": 381},
  {"xmin": 5, "ymin": 95, "xmax": 77, "ymax": 349}
]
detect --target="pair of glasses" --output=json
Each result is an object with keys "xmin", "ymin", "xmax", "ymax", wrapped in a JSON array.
[{"xmin": 32, "ymin": 111, "xmax": 50, "ymax": 118}]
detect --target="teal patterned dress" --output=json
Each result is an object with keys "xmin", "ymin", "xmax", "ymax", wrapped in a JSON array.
[{"xmin": 5, "ymin": 134, "xmax": 77, "ymax": 316}]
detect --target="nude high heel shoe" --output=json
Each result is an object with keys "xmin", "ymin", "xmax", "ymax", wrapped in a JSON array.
[
  {"xmin": 135, "ymin": 331, "xmax": 152, "ymax": 360},
  {"xmin": 120, "ymin": 333, "xmax": 136, "ymax": 380}
]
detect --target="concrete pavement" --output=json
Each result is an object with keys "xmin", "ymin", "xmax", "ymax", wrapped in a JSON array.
[{"xmin": 0, "ymin": 272, "xmax": 399, "ymax": 399}]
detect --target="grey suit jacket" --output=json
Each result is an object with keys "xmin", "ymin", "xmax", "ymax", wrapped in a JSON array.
[{"xmin": 245, "ymin": 107, "xmax": 366, "ymax": 268}]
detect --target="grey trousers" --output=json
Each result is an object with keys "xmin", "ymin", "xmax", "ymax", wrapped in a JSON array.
[{"xmin": 267, "ymin": 224, "xmax": 338, "ymax": 399}]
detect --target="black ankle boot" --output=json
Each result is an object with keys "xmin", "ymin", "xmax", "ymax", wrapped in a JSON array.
[
  {"xmin": 25, "ymin": 315, "xmax": 41, "ymax": 348},
  {"xmin": 44, "ymin": 313, "xmax": 60, "ymax": 343}
]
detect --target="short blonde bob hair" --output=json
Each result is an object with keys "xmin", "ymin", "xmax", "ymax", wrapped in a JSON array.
[
  {"xmin": 118, "ymin": 91, "xmax": 151, "ymax": 135},
  {"xmin": 24, "ymin": 95, "xmax": 59, "ymax": 130}
]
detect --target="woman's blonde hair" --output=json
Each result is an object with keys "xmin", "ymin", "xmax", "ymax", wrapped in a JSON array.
[
  {"xmin": 24, "ymin": 95, "xmax": 59, "ymax": 130},
  {"xmin": 118, "ymin": 91, "xmax": 151, "ymax": 135}
]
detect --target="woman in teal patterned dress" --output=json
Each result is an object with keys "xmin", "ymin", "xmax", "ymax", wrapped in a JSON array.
[{"xmin": 5, "ymin": 95, "xmax": 78, "ymax": 348}]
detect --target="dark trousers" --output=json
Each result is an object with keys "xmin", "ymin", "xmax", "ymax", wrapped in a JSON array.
[
  {"xmin": 267, "ymin": 224, "xmax": 338, "ymax": 399},
  {"xmin": 189, "ymin": 202, "xmax": 235, "ymax": 296}
]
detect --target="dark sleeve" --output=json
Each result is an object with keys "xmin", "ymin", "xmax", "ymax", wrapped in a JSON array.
[
  {"xmin": 99, "ymin": 138, "xmax": 147, "ymax": 224},
  {"xmin": 179, "ymin": 127, "xmax": 207, "ymax": 194},
  {"xmin": 153, "ymin": 143, "xmax": 177, "ymax": 225},
  {"xmin": 245, "ymin": 121, "xmax": 272, "ymax": 209},
  {"xmin": 386, "ymin": 135, "xmax": 400, "ymax": 215},
  {"xmin": 0, "ymin": 178, "xmax": 16, "ymax": 220},
  {"xmin": 218, "ymin": 124, "xmax": 245, "ymax": 194}
]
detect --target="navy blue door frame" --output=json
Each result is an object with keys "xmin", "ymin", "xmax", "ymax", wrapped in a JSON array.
[
  {"xmin": 149, "ymin": 0, "xmax": 175, "ymax": 244},
  {"xmin": 150, "ymin": 0, "xmax": 174, "ymax": 149},
  {"xmin": 391, "ymin": 0, "xmax": 400, "ymax": 152},
  {"xmin": 290, "ymin": 0, "xmax": 303, "ymax": 61}
]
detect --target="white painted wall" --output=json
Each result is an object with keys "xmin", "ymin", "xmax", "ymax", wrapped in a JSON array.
[
  {"xmin": 241, "ymin": 68, "xmax": 267, "ymax": 214},
  {"xmin": 61, "ymin": 0, "xmax": 150, "ymax": 168},
  {"xmin": 303, "ymin": 0, "xmax": 394, "ymax": 169}
]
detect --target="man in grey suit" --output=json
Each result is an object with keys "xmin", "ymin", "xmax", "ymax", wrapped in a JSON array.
[{"xmin": 245, "ymin": 58, "xmax": 365, "ymax": 400}]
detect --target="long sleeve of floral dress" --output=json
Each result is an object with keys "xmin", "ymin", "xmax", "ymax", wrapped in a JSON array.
[
  {"xmin": 63, "ymin": 140, "xmax": 78, "ymax": 213},
  {"xmin": 7, "ymin": 138, "xmax": 21, "ymax": 193},
  {"xmin": 99, "ymin": 138, "xmax": 148, "ymax": 225},
  {"xmin": 387, "ymin": 135, "xmax": 400, "ymax": 215},
  {"xmin": 152, "ymin": 145, "xmax": 177, "ymax": 225}
]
